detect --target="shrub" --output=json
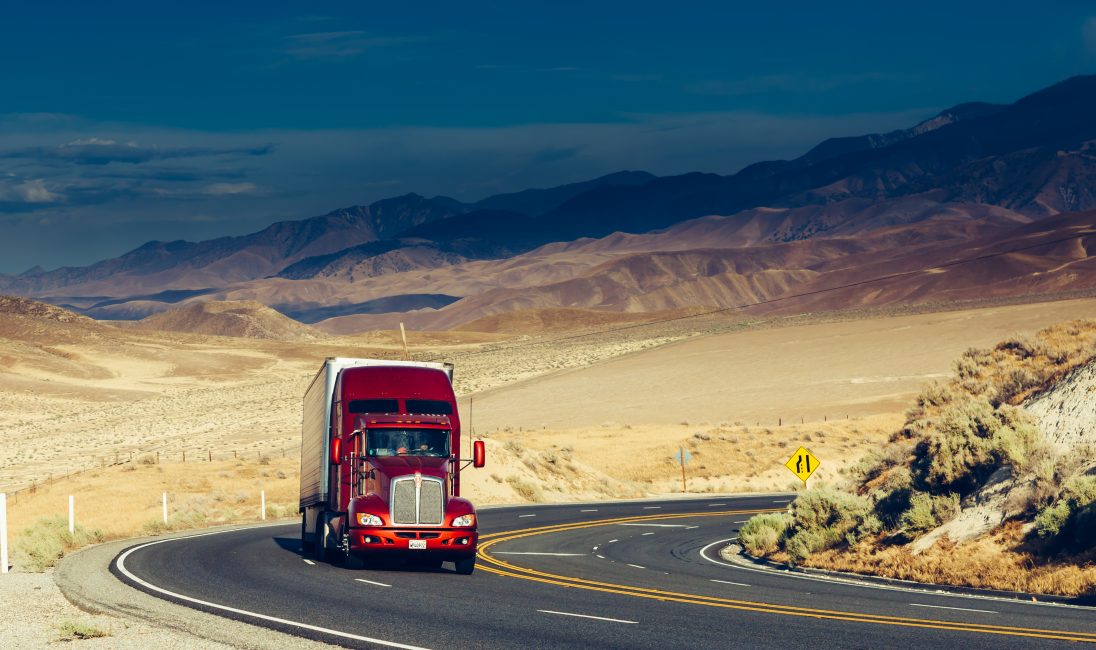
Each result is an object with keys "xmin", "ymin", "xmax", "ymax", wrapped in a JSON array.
[
  {"xmin": 780, "ymin": 488, "xmax": 875, "ymax": 563},
  {"xmin": 1035, "ymin": 476, "xmax": 1096, "ymax": 541},
  {"xmin": 899, "ymin": 491, "xmax": 960, "ymax": 535},
  {"xmin": 16, "ymin": 516, "xmax": 104, "ymax": 572},
  {"xmin": 54, "ymin": 620, "xmax": 111, "ymax": 641},
  {"xmin": 506, "ymin": 476, "xmax": 542, "ymax": 502},
  {"xmin": 739, "ymin": 513, "xmax": 790, "ymax": 556}
]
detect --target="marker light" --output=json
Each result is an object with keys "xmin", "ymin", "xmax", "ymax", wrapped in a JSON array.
[
  {"xmin": 452, "ymin": 514, "xmax": 475, "ymax": 527},
  {"xmin": 357, "ymin": 513, "xmax": 383, "ymax": 526}
]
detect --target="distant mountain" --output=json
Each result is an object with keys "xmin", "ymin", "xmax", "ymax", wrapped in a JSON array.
[
  {"xmin": 470, "ymin": 170, "xmax": 656, "ymax": 216},
  {"xmin": 275, "ymin": 171, "xmax": 661, "ymax": 280},
  {"xmin": 6, "ymin": 74, "xmax": 1096, "ymax": 327},
  {"xmin": 0, "ymin": 193, "xmax": 464, "ymax": 296}
]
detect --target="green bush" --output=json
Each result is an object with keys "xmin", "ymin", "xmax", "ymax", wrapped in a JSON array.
[
  {"xmin": 739, "ymin": 513, "xmax": 790, "ymax": 556},
  {"xmin": 899, "ymin": 491, "xmax": 960, "ymax": 535},
  {"xmin": 16, "ymin": 516, "xmax": 104, "ymax": 572},
  {"xmin": 782, "ymin": 488, "xmax": 875, "ymax": 563},
  {"xmin": 912, "ymin": 398, "xmax": 999, "ymax": 493},
  {"xmin": 1035, "ymin": 476, "xmax": 1096, "ymax": 540}
]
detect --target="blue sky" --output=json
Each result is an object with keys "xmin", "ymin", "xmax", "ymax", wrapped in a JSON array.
[{"xmin": 1, "ymin": 1, "xmax": 1094, "ymax": 273}]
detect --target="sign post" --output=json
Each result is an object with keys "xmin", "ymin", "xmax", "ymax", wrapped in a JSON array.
[
  {"xmin": 784, "ymin": 446, "xmax": 820, "ymax": 489},
  {"xmin": 674, "ymin": 447, "xmax": 693, "ymax": 493},
  {"xmin": 68, "ymin": 495, "xmax": 75, "ymax": 535}
]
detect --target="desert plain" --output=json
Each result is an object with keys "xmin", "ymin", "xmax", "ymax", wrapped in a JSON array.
[{"xmin": 3, "ymin": 295, "xmax": 1096, "ymax": 545}]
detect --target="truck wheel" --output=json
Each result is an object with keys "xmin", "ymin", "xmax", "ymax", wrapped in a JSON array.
[{"xmin": 454, "ymin": 557, "xmax": 476, "ymax": 575}]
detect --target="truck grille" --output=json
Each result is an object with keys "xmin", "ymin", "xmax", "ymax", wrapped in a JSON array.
[{"xmin": 390, "ymin": 475, "xmax": 444, "ymax": 525}]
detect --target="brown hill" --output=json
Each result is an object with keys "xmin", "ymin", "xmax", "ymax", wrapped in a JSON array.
[
  {"xmin": 132, "ymin": 300, "xmax": 327, "ymax": 341},
  {"xmin": 0, "ymin": 295, "xmax": 95, "ymax": 324}
]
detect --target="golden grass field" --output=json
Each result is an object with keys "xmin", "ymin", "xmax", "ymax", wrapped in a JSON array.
[{"xmin": 4, "ymin": 297, "xmax": 1096, "ymax": 571}]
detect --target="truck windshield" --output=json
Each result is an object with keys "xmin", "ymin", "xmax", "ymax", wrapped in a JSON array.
[{"xmin": 367, "ymin": 428, "xmax": 450, "ymax": 458}]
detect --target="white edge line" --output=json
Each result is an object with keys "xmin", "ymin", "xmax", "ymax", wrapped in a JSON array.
[
  {"xmin": 538, "ymin": 610, "xmax": 637, "ymax": 624},
  {"xmin": 711, "ymin": 579, "xmax": 751, "ymax": 587},
  {"xmin": 115, "ymin": 532, "xmax": 431, "ymax": 650},
  {"xmin": 355, "ymin": 578, "xmax": 392, "ymax": 588},
  {"xmin": 911, "ymin": 603, "xmax": 997, "ymax": 614},
  {"xmin": 642, "ymin": 506, "xmax": 661, "ymax": 509},
  {"xmin": 618, "ymin": 523, "xmax": 691, "ymax": 528},
  {"xmin": 695, "ymin": 537, "xmax": 1086, "ymax": 611},
  {"xmin": 580, "ymin": 509, "xmax": 598, "ymax": 512},
  {"xmin": 302, "ymin": 559, "xmax": 315, "ymax": 566}
]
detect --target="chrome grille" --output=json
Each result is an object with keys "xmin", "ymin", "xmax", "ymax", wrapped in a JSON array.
[
  {"xmin": 419, "ymin": 480, "xmax": 443, "ymax": 524},
  {"xmin": 390, "ymin": 475, "xmax": 445, "ymax": 525}
]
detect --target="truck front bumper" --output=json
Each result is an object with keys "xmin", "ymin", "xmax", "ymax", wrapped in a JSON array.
[{"xmin": 348, "ymin": 527, "xmax": 478, "ymax": 557}]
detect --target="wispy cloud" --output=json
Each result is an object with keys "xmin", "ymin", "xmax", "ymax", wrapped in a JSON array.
[
  {"xmin": 202, "ymin": 182, "xmax": 258, "ymax": 196},
  {"xmin": 686, "ymin": 73, "xmax": 890, "ymax": 96},
  {"xmin": 0, "ymin": 178, "xmax": 62, "ymax": 204},
  {"xmin": 284, "ymin": 30, "xmax": 421, "ymax": 59},
  {"xmin": 0, "ymin": 139, "xmax": 274, "ymax": 166}
]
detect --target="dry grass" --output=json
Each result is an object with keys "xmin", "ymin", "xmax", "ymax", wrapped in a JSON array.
[
  {"xmin": 480, "ymin": 415, "xmax": 900, "ymax": 498},
  {"xmin": 53, "ymin": 620, "xmax": 112, "ymax": 641},
  {"xmin": 801, "ymin": 523, "xmax": 1096, "ymax": 597},
  {"xmin": 6, "ymin": 456, "xmax": 299, "ymax": 571}
]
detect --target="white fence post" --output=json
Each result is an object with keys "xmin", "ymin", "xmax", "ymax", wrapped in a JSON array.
[
  {"xmin": 1, "ymin": 493, "xmax": 8, "ymax": 574},
  {"xmin": 261, "ymin": 490, "xmax": 266, "ymax": 521},
  {"xmin": 68, "ymin": 495, "xmax": 75, "ymax": 535},
  {"xmin": 162, "ymin": 492, "xmax": 168, "ymax": 525}
]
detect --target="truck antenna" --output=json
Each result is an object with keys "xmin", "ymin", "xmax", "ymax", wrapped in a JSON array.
[{"xmin": 399, "ymin": 322, "xmax": 410, "ymax": 361}]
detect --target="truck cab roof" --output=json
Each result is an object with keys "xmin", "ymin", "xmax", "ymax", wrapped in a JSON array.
[{"xmin": 358, "ymin": 414, "xmax": 452, "ymax": 429}]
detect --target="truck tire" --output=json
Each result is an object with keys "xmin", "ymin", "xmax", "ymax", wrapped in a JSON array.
[{"xmin": 454, "ymin": 556, "xmax": 476, "ymax": 575}]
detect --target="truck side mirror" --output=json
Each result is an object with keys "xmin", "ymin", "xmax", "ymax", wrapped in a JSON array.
[
  {"xmin": 330, "ymin": 437, "xmax": 342, "ymax": 466},
  {"xmin": 473, "ymin": 440, "xmax": 486, "ymax": 468}
]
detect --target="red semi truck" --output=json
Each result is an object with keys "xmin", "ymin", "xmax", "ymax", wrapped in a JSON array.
[{"xmin": 299, "ymin": 358, "xmax": 485, "ymax": 574}]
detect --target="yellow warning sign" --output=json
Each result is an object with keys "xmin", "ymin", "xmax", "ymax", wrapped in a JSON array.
[{"xmin": 785, "ymin": 447, "xmax": 820, "ymax": 484}]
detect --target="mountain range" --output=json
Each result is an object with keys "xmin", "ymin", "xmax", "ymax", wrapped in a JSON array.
[{"xmin": 3, "ymin": 74, "xmax": 1096, "ymax": 332}]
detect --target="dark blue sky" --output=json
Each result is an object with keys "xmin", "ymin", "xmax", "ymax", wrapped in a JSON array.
[{"xmin": 1, "ymin": 1, "xmax": 1094, "ymax": 273}]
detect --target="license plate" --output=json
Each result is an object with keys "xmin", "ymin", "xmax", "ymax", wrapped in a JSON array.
[{"xmin": 409, "ymin": 539, "xmax": 427, "ymax": 550}]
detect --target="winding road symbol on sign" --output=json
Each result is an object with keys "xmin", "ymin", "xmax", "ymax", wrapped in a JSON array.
[{"xmin": 785, "ymin": 447, "xmax": 820, "ymax": 484}]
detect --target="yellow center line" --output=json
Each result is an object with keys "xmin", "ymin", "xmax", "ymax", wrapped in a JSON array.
[{"xmin": 478, "ymin": 509, "xmax": 1096, "ymax": 643}]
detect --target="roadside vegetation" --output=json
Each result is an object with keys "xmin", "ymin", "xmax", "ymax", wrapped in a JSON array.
[
  {"xmin": 7, "ymin": 456, "xmax": 299, "ymax": 572},
  {"xmin": 739, "ymin": 320, "xmax": 1096, "ymax": 596}
]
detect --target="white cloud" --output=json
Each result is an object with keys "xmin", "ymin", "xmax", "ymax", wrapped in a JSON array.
[
  {"xmin": 0, "ymin": 178, "xmax": 63, "ymax": 203},
  {"xmin": 202, "ymin": 182, "xmax": 258, "ymax": 195},
  {"xmin": 65, "ymin": 137, "xmax": 121, "ymax": 147}
]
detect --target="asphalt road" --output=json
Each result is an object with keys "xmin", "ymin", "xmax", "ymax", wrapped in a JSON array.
[{"xmin": 112, "ymin": 496, "xmax": 1096, "ymax": 649}]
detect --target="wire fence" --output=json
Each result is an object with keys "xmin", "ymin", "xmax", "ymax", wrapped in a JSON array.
[{"xmin": 2, "ymin": 446, "xmax": 298, "ymax": 504}]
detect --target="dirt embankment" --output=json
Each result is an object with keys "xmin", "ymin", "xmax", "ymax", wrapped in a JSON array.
[{"xmin": 739, "ymin": 320, "xmax": 1096, "ymax": 596}]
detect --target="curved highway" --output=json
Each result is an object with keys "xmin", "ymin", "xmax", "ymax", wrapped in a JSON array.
[{"xmin": 112, "ymin": 496, "xmax": 1095, "ymax": 649}]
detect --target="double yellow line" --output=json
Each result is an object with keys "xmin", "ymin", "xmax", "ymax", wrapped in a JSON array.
[{"xmin": 478, "ymin": 509, "xmax": 1096, "ymax": 643}]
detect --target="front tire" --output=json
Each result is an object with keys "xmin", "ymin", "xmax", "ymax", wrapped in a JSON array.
[{"xmin": 454, "ymin": 556, "xmax": 475, "ymax": 575}]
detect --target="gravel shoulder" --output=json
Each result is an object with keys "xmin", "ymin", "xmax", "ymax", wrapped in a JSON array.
[{"xmin": 38, "ymin": 522, "xmax": 333, "ymax": 649}]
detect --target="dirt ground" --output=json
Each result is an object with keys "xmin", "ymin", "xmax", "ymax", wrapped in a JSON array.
[
  {"xmin": 463, "ymin": 299, "xmax": 1096, "ymax": 431},
  {"xmin": 3, "ymin": 297, "xmax": 1096, "ymax": 555}
]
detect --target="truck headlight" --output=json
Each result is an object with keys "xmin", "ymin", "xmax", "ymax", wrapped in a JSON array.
[
  {"xmin": 356, "ymin": 513, "xmax": 383, "ymax": 526},
  {"xmin": 452, "ymin": 514, "xmax": 475, "ymax": 527}
]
